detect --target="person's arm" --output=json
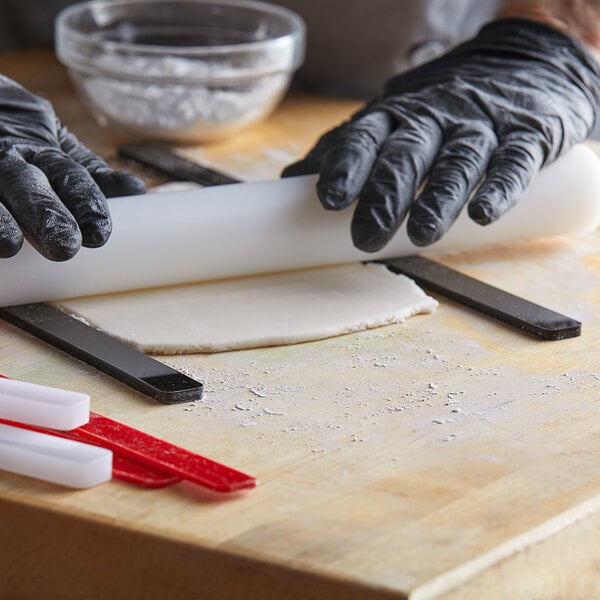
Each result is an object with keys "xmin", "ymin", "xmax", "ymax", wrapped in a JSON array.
[
  {"xmin": 283, "ymin": 2, "xmax": 600, "ymax": 253},
  {"xmin": 498, "ymin": 0, "xmax": 600, "ymax": 62}
]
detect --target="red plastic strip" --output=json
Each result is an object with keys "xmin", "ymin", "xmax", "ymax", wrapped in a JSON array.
[
  {"xmin": 0, "ymin": 374, "xmax": 178, "ymax": 488},
  {"xmin": 111, "ymin": 454, "xmax": 181, "ymax": 488},
  {"xmin": 0, "ymin": 374, "xmax": 256, "ymax": 493},
  {"xmin": 78, "ymin": 412, "xmax": 256, "ymax": 493},
  {"xmin": 0, "ymin": 415, "xmax": 180, "ymax": 488}
]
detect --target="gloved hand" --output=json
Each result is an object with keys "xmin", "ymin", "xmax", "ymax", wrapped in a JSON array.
[
  {"xmin": 0, "ymin": 75, "xmax": 145, "ymax": 261},
  {"xmin": 283, "ymin": 19, "xmax": 600, "ymax": 252}
]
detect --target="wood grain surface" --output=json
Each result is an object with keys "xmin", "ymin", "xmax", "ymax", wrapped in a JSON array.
[{"xmin": 2, "ymin": 50, "xmax": 600, "ymax": 600}]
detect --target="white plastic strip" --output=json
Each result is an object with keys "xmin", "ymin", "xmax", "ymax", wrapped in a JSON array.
[
  {"xmin": 0, "ymin": 378, "xmax": 89, "ymax": 431},
  {"xmin": 0, "ymin": 144, "xmax": 599, "ymax": 307},
  {"xmin": 0, "ymin": 423, "xmax": 112, "ymax": 488}
]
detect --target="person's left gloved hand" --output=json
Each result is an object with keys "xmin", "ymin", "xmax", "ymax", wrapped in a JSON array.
[
  {"xmin": 0, "ymin": 75, "xmax": 146, "ymax": 261},
  {"xmin": 283, "ymin": 19, "xmax": 600, "ymax": 252}
]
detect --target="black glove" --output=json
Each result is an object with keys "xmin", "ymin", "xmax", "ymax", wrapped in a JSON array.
[
  {"xmin": 283, "ymin": 19, "xmax": 600, "ymax": 252},
  {"xmin": 0, "ymin": 75, "xmax": 145, "ymax": 261}
]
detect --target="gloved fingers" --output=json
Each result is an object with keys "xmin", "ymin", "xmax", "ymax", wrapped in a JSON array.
[
  {"xmin": 281, "ymin": 125, "xmax": 350, "ymax": 178},
  {"xmin": 407, "ymin": 124, "xmax": 496, "ymax": 246},
  {"xmin": 90, "ymin": 170, "xmax": 146, "ymax": 198},
  {"xmin": 468, "ymin": 135, "xmax": 545, "ymax": 225},
  {"xmin": 28, "ymin": 149, "xmax": 112, "ymax": 249},
  {"xmin": 0, "ymin": 149, "xmax": 81, "ymax": 261},
  {"xmin": 57, "ymin": 122, "xmax": 146, "ymax": 197},
  {"xmin": 350, "ymin": 114, "xmax": 442, "ymax": 252},
  {"xmin": 316, "ymin": 110, "xmax": 395, "ymax": 210},
  {"xmin": 281, "ymin": 102, "xmax": 380, "ymax": 178},
  {"xmin": 0, "ymin": 202, "xmax": 23, "ymax": 258}
]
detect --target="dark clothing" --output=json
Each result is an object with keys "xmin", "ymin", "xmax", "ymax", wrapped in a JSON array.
[{"xmin": 0, "ymin": 1, "xmax": 73, "ymax": 50}]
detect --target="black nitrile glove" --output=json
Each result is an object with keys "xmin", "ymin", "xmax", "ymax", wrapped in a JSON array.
[
  {"xmin": 283, "ymin": 19, "xmax": 600, "ymax": 252},
  {"xmin": 0, "ymin": 75, "xmax": 146, "ymax": 261}
]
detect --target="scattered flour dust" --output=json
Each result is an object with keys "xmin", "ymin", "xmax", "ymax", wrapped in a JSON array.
[{"xmin": 166, "ymin": 332, "xmax": 600, "ymax": 459}]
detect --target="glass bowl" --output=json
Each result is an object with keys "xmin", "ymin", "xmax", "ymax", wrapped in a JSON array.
[{"xmin": 55, "ymin": 0, "xmax": 305, "ymax": 142}]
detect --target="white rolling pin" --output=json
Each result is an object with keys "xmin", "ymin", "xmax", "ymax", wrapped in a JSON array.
[{"xmin": 1, "ymin": 144, "xmax": 600, "ymax": 307}]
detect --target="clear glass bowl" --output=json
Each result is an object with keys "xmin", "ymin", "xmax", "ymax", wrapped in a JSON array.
[{"xmin": 55, "ymin": 0, "xmax": 305, "ymax": 142}]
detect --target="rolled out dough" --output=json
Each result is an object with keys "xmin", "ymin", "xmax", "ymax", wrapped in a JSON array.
[{"xmin": 54, "ymin": 263, "xmax": 437, "ymax": 354}]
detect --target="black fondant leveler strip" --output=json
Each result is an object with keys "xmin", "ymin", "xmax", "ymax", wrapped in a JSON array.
[
  {"xmin": 119, "ymin": 142, "xmax": 240, "ymax": 186},
  {"xmin": 380, "ymin": 255, "xmax": 581, "ymax": 341},
  {"xmin": 0, "ymin": 303, "xmax": 204, "ymax": 404}
]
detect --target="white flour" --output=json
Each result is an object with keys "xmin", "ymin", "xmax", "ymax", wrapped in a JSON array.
[{"xmin": 77, "ymin": 53, "xmax": 289, "ymax": 137}]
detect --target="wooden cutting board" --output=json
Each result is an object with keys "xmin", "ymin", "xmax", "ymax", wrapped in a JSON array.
[{"xmin": 2, "ymin": 50, "xmax": 600, "ymax": 599}]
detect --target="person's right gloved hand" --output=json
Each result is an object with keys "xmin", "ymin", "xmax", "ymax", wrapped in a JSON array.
[
  {"xmin": 283, "ymin": 19, "xmax": 600, "ymax": 253},
  {"xmin": 0, "ymin": 75, "xmax": 146, "ymax": 261}
]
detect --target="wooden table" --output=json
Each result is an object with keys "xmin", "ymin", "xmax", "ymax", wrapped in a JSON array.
[{"xmin": 2, "ymin": 49, "xmax": 600, "ymax": 600}]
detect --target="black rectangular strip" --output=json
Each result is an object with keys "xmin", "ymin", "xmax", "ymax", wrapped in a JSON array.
[
  {"xmin": 381, "ymin": 255, "xmax": 581, "ymax": 340},
  {"xmin": 0, "ymin": 303, "xmax": 204, "ymax": 403},
  {"xmin": 119, "ymin": 142, "xmax": 241, "ymax": 186}
]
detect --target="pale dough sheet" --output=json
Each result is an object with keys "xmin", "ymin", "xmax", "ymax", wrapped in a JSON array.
[{"xmin": 55, "ymin": 263, "xmax": 437, "ymax": 354}]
